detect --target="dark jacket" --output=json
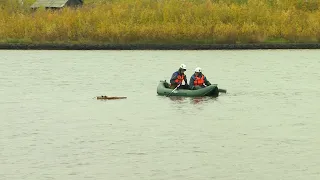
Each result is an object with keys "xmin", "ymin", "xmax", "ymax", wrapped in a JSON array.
[
  {"xmin": 189, "ymin": 73, "xmax": 211, "ymax": 90},
  {"xmin": 170, "ymin": 71, "xmax": 188, "ymax": 86}
]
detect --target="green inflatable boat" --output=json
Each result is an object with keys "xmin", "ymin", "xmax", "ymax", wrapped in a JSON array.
[{"xmin": 157, "ymin": 80, "xmax": 226, "ymax": 97}]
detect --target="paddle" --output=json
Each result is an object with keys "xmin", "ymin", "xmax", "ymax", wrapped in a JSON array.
[
  {"xmin": 166, "ymin": 84, "xmax": 181, "ymax": 97},
  {"xmin": 211, "ymin": 84, "xmax": 227, "ymax": 93},
  {"xmin": 218, "ymin": 89, "xmax": 227, "ymax": 93}
]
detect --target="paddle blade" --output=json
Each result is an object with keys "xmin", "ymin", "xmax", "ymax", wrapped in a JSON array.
[{"xmin": 218, "ymin": 89, "xmax": 227, "ymax": 93}]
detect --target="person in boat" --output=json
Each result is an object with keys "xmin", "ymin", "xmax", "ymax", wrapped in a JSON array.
[
  {"xmin": 189, "ymin": 67, "xmax": 211, "ymax": 90},
  {"xmin": 169, "ymin": 64, "xmax": 189, "ymax": 89}
]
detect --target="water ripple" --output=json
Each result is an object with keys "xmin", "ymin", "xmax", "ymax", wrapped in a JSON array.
[{"xmin": 1, "ymin": 50, "xmax": 320, "ymax": 180}]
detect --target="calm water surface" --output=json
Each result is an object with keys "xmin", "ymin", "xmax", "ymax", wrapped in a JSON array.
[{"xmin": 1, "ymin": 50, "xmax": 320, "ymax": 180}]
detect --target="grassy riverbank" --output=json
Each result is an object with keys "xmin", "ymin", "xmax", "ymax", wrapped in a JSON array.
[{"xmin": 1, "ymin": 0, "xmax": 320, "ymax": 45}]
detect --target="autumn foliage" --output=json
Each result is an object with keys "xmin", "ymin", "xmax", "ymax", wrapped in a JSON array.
[{"xmin": 1, "ymin": 0, "xmax": 320, "ymax": 44}]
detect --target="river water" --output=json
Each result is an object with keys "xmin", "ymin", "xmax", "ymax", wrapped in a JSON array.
[{"xmin": 1, "ymin": 50, "xmax": 320, "ymax": 180}]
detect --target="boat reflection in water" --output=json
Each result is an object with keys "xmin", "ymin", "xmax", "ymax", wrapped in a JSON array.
[
  {"xmin": 168, "ymin": 96, "xmax": 217, "ymax": 104},
  {"xmin": 168, "ymin": 96, "xmax": 185, "ymax": 103}
]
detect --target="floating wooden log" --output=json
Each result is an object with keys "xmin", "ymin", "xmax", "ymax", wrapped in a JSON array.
[{"xmin": 96, "ymin": 96, "xmax": 127, "ymax": 100}]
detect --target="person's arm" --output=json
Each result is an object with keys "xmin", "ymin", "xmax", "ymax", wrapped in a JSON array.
[
  {"xmin": 189, "ymin": 76, "xmax": 195, "ymax": 90},
  {"xmin": 170, "ymin": 72, "xmax": 178, "ymax": 85},
  {"xmin": 204, "ymin": 76, "xmax": 211, "ymax": 86},
  {"xmin": 184, "ymin": 75, "xmax": 188, "ymax": 85}
]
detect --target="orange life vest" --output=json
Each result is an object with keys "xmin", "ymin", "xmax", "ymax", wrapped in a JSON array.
[
  {"xmin": 194, "ymin": 75, "xmax": 204, "ymax": 86},
  {"xmin": 175, "ymin": 74, "xmax": 185, "ymax": 84}
]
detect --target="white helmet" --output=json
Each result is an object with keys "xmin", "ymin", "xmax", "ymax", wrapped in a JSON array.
[
  {"xmin": 180, "ymin": 64, "xmax": 187, "ymax": 70},
  {"xmin": 195, "ymin": 67, "xmax": 202, "ymax": 73}
]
